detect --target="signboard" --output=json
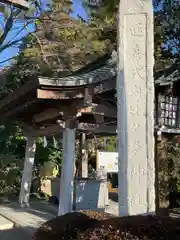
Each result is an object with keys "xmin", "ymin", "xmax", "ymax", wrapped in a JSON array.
[{"xmin": 96, "ymin": 151, "xmax": 118, "ymax": 173}]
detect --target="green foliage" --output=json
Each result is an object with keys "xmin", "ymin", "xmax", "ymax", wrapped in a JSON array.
[
  {"xmin": 87, "ymin": 136, "xmax": 117, "ymax": 161},
  {"xmin": 35, "ymin": 142, "xmax": 63, "ymax": 169},
  {"xmin": 167, "ymin": 136, "xmax": 180, "ymax": 193},
  {"xmin": 0, "ymin": 122, "xmax": 63, "ymax": 194},
  {"xmin": 84, "ymin": 0, "xmax": 180, "ymax": 65},
  {"xmin": 0, "ymin": 152, "xmax": 23, "ymax": 193},
  {"xmin": 104, "ymin": 137, "xmax": 116, "ymax": 152},
  {"xmin": 154, "ymin": 2, "xmax": 180, "ymax": 61},
  {"xmin": 158, "ymin": 135, "xmax": 180, "ymax": 208},
  {"xmin": 40, "ymin": 161, "xmax": 59, "ymax": 178}
]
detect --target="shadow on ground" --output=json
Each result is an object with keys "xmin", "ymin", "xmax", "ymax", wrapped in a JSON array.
[
  {"xmin": 0, "ymin": 199, "xmax": 56, "ymax": 220},
  {"xmin": 0, "ymin": 200, "xmax": 57, "ymax": 240},
  {"xmin": 0, "ymin": 226, "xmax": 35, "ymax": 240}
]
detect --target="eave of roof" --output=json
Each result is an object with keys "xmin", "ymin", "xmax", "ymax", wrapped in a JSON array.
[
  {"xmin": 0, "ymin": 56, "xmax": 116, "ymax": 113},
  {"xmin": 154, "ymin": 59, "xmax": 180, "ymax": 86},
  {"xmin": 39, "ymin": 57, "xmax": 116, "ymax": 87}
]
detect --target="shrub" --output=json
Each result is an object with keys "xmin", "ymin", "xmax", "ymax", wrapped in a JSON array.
[
  {"xmin": 77, "ymin": 215, "xmax": 180, "ymax": 240},
  {"xmin": 33, "ymin": 210, "xmax": 114, "ymax": 240},
  {"xmin": 34, "ymin": 212, "xmax": 180, "ymax": 240}
]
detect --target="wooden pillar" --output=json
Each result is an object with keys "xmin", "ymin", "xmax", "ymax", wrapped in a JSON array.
[
  {"xmin": 58, "ymin": 121, "xmax": 76, "ymax": 216},
  {"xmin": 19, "ymin": 135, "xmax": 36, "ymax": 207},
  {"xmin": 79, "ymin": 133, "xmax": 88, "ymax": 178}
]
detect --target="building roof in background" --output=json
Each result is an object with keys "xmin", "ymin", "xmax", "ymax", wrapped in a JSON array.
[{"xmin": 154, "ymin": 59, "xmax": 180, "ymax": 86}]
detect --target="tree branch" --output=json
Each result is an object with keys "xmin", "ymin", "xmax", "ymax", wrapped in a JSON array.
[
  {"xmin": 0, "ymin": 37, "xmax": 26, "ymax": 53},
  {"xmin": 0, "ymin": 9, "xmax": 13, "ymax": 45},
  {"xmin": 0, "ymin": 8, "xmax": 21, "ymax": 46},
  {"xmin": 4, "ymin": 20, "xmax": 32, "ymax": 49},
  {"xmin": 24, "ymin": 24, "xmax": 51, "ymax": 67},
  {"xmin": 0, "ymin": 55, "xmax": 17, "ymax": 64}
]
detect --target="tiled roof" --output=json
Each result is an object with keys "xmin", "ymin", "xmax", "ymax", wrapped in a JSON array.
[
  {"xmin": 39, "ymin": 55, "xmax": 117, "ymax": 87},
  {"xmin": 154, "ymin": 59, "xmax": 180, "ymax": 86}
]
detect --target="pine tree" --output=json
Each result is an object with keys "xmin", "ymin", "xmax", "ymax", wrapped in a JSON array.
[
  {"xmin": 83, "ymin": 0, "xmax": 180, "ymax": 64},
  {"xmin": 21, "ymin": 0, "xmax": 112, "ymax": 77}
]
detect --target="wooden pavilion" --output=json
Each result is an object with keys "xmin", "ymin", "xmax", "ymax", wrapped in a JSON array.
[
  {"xmin": 0, "ymin": 53, "xmax": 117, "ymax": 215},
  {"xmin": 0, "ymin": 55, "xmax": 117, "ymax": 137}
]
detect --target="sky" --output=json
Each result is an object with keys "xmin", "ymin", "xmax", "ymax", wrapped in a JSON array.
[
  {"xmin": 0, "ymin": 0, "xmax": 88, "ymax": 69},
  {"xmin": 71, "ymin": 0, "xmax": 88, "ymax": 19},
  {"xmin": 0, "ymin": 21, "xmax": 34, "ymax": 68}
]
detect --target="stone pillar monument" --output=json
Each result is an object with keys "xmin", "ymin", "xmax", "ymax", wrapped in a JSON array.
[{"xmin": 117, "ymin": 0, "xmax": 155, "ymax": 216}]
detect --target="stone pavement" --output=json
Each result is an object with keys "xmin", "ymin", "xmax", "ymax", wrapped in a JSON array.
[
  {"xmin": 0, "ymin": 214, "xmax": 30, "ymax": 240},
  {"xmin": 0, "ymin": 215, "xmax": 14, "ymax": 230},
  {"xmin": 0, "ymin": 199, "xmax": 119, "ymax": 237},
  {"xmin": 3, "ymin": 199, "xmax": 180, "ymax": 240},
  {"xmin": 0, "ymin": 201, "xmax": 56, "ymax": 238}
]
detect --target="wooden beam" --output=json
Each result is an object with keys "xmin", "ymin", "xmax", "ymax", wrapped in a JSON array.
[
  {"xmin": 93, "ymin": 78, "xmax": 116, "ymax": 94},
  {"xmin": 77, "ymin": 104, "xmax": 116, "ymax": 118},
  {"xmin": 33, "ymin": 108, "xmax": 62, "ymax": 123},
  {"xmin": 0, "ymin": 79, "xmax": 38, "ymax": 111},
  {"xmin": 96, "ymin": 104, "xmax": 116, "ymax": 117},
  {"xmin": 0, "ymin": 75, "xmax": 115, "ymax": 119},
  {"xmin": 37, "ymin": 89, "xmax": 84, "ymax": 100},
  {"xmin": 35, "ymin": 125, "xmax": 62, "ymax": 137},
  {"xmin": 33, "ymin": 103, "xmax": 116, "ymax": 124},
  {"xmin": 91, "ymin": 125, "xmax": 117, "ymax": 134},
  {"xmin": 32, "ymin": 100, "xmax": 82, "ymax": 123},
  {"xmin": 78, "ymin": 123, "xmax": 117, "ymax": 134},
  {"xmin": 30, "ymin": 122, "xmax": 117, "ymax": 137},
  {"xmin": 33, "ymin": 105, "xmax": 79, "ymax": 123},
  {"xmin": 1, "ymin": 0, "xmax": 30, "ymax": 9},
  {"xmin": 1, "ymin": 99, "xmax": 37, "ymax": 120}
]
